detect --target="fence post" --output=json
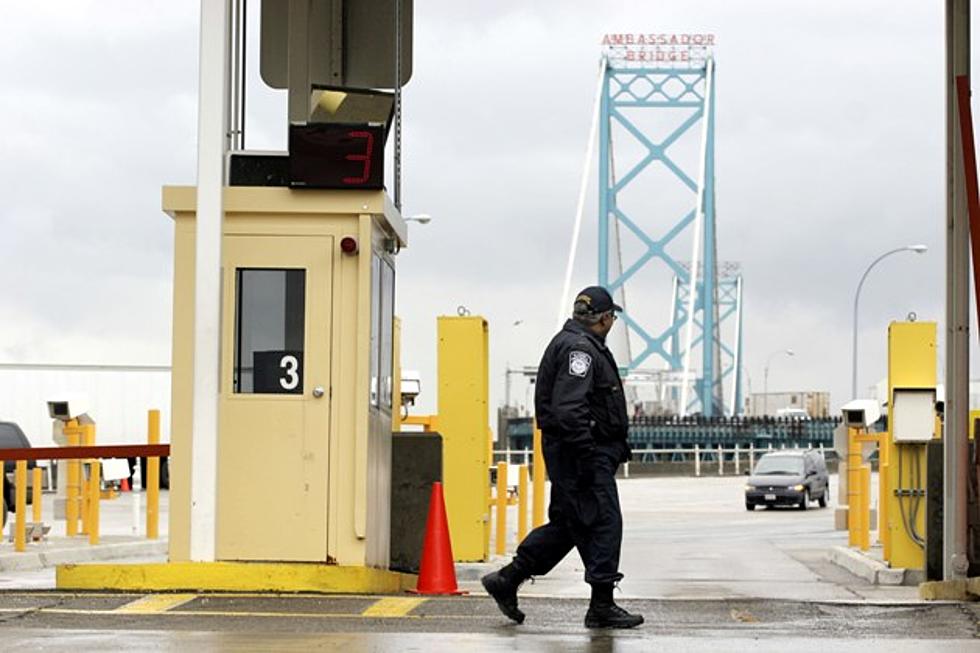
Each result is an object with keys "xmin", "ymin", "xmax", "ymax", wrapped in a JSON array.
[
  {"xmin": 694, "ymin": 444, "xmax": 701, "ymax": 477},
  {"xmin": 88, "ymin": 460, "xmax": 100, "ymax": 545},
  {"xmin": 718, "ymin": 444, "xmax": 724, "ymax": 476},
  {"xmin": 495, "ymin": 461, "xmax": 507, "ymax": 556},
  {"xmin": 32, "ymin": 467, "xmax": 42, "ymax": 524},
  {"xmin": 147, "ymin": 409, "xmax": 160, "ymax": 540},
  {"xmin": 14, "ymin": 460, "xmax": 27, "ymax": 552},
  {"xmin": 517, "ymin": 465, "xmax": 528, "ymax": 543},
  {"xmin": 734, "ymin": 443, "xmax": 741, "ymax": 475},
  {"xmin": 749, "ymin": 442, "xmax": 755, "ymax": 470}
]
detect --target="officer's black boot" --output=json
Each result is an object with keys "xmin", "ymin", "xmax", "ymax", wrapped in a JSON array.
[
  {"xmin": 584, "ymin": 583, "xmax": 644, "ymax": 629},
  {"xmin": 481, "ymin": 562, "xmax": 528, "ymax": 624}
]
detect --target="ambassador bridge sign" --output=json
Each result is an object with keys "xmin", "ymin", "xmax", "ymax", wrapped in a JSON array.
[{"xmin": 602, "ymin": 32, "xmax": 716, "ymax": 65}]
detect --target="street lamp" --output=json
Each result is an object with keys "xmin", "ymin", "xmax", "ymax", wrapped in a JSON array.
[
  {"xmin": 404, "ymin": 213, "xmax": 432, "ymax": 224},
  {"xmin": 763, "ymin": 349, "xmax": 795, "ymax": 416},
  {"xmin": 851, "ymin": 244, "xmax": 928, "ymax": 399}
]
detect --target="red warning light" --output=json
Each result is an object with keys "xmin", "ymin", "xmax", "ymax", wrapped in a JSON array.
[{"xmin": 340, "ymin": 236, "xmax": 359, "ymax": 255}]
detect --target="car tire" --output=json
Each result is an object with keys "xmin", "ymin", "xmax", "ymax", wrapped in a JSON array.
[
  {"xmin": 745, "ymin": 502, "xmax": 754, "ymax": 511},
  {"xmin": 799, "ymin": 490, "xmax": 809, "ymax": 511},
  {"xmin": 818, "ymin": 485, "xmax": 828, "ymax": 508}
]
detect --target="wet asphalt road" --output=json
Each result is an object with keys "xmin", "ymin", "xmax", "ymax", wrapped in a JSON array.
[{"xmin": 0, "ymin": 592, "xmax": 978, "ymax": 651}]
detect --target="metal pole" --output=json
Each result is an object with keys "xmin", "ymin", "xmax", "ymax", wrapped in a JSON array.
[
  {"xmin": 851, "ymin": 247, "xmax": 925, "ymax": 399},
  {"xmin": 763, "ymin": 365, "xmax": 769, "ymax": 417},
  {"xmin": 190, "ymin": 0, "xmax": 231, "ymax": 562},
  {"xmin": 945, "ymin": 0, "xmax": 971, "ymax": 581}
]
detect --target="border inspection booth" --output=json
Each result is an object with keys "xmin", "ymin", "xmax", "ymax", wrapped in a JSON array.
[
  {"xmin": 164, "ymin": 186, "xmax": 405, "ymax": 569},
  {"xmin": 56, "ymin": 1, "xmax": 416, "ymax": 593}
]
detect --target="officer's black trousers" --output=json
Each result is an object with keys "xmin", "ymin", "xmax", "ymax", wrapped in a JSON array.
[{"xmin": 513, "ymin": 441, "xmax": 624, "ymax": 586}]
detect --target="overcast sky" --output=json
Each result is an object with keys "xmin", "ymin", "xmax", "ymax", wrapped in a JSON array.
[{"xmin": 1, "ymin": 1, "xmax": 976, "ymax": 422}]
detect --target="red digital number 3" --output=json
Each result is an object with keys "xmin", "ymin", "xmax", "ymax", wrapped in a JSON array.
[{"xmin": 343, "ymin": 130, "xmax": 374, "ymax": 185}]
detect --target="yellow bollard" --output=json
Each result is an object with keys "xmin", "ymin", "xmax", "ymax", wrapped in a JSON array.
[
  {"xmin": 878, "ymin": 436, "xmax": 890, "ymax": 552},
  {"xmin": 80, "ymin": 424, "xmax": 95, "ymax": 535},
  {"xmin": 14, "ymin": 460, "xmax": 27, "ymax": 552},
  {"xmin": 66, "ymin": 427, "xmax": 80, "ymax": 537},
  {"xmin": 847, "ymin": 428, "xmax": 862, "ymax": 548},
  {"xmin": 495, "ymin": 461, "xmax": 507, "ymax": 556},
  {"xmin": 532, "ymin": 422, "xmax": 545, "ymax": 528},
  {"xmin": 32, "ymin": 467, "xmax": 42, "ymax": 524},
  {"xmin": 517, "ymin": 465, "xmax": 529, "ymax": 543},
  {"xmin": 147, "ymin": 409, "xmax": 160, "ymax": 539},
  {"xmin": 88, "ymin": 460, "xmax": 101, "ymax": 545},
  {"xmin": 858, "ymin": 465, "xmax": 871, "ymax": 551}
]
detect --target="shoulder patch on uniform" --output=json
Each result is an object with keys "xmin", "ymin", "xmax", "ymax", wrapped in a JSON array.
[{"xmin": 568, "ymin": 350, "xmax": 592, "ymax": 377}]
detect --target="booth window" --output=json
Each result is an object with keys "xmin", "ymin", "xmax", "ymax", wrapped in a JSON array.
[
  {"xmin": 379, "ymin": 259, "xmax": 395, "ymax": 410},
  {"xmin": 369, "ymin": 255, "xmax": 381, "ymax": 406},
  {"xmin": 234, "ymin": 269, "xmax": 306, "ymax": 394}
]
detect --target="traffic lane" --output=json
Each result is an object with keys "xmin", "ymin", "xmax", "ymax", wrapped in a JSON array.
[
  {"xmin": 0, "ymin": 630, "xmax": 977, "ymax": 653},
  {"xmin": 489, "ymin": 474, "xmax": 899, "ymax": 601},
  {"xmin": 0, "ymin": 594, "xmax": 977, "ymax": 639}
]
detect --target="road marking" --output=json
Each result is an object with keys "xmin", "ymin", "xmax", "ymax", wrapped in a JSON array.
[
  {"xmin": 114, "ymin": 594, "xmax": 198, "ymax": 614},
  {"xmin": 361, "ymin": 597, "xmax": 426, "ymax": 617}
]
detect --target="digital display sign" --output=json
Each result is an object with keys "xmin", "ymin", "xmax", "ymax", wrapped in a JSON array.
[{"xmin": 288, "ymin": 123, "xmax": 386, "ymax": 190}]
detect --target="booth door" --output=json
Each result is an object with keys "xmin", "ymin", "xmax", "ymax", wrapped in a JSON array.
[{"xmin": 218, "ymin": 235, "xmax": 333, "ymax": 561}]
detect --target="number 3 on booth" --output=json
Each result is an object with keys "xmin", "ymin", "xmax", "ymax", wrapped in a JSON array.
[{"xmin": 279, "ymin": 354, "xmax": 300, "ymax": 391}]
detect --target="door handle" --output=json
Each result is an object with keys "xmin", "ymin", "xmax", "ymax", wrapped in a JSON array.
[{"xmin": 312, "ymin": 386, "xmax": 325, "ymax": 398}]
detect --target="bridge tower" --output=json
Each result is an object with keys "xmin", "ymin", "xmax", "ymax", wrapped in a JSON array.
[{"xmin": 597, "ymin": 35, "xmax": 743, "ymax": 416}]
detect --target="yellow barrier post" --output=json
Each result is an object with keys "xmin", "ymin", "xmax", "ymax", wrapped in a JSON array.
[
  {"xmin": 32, "ymin": 467, "xmax": 42, "ymax": 524},
  {"xmin": 14, "ymin": 460, "xmax": 27, "ymax": 552},
  {"xmin": 532, "ymin": 422, "xmax": 545, "ymax": 528},
  {"xmin": 858, "ymin": 465, "xmax": 871, "ymax": 551},
  {"xmin": 66, "ymin": 426, "xmax": 80, "ymax": 536},
  {"xmin": 88, "ymin": 460, "xmax": 101, "ymax": 545},
  {"xmin": 517, "ymin": 464, "xmax": 529, "ymax": 543},
  {"xmin": 495, "ymin": 461, "xmax": 507, "ymax": 556},
  {"xmin": 847, "ymin": 427, "xmax": 862, "ymax": 548},
  {"xmin": 80, "ymin": 424, "xmax": 95, "ymax": 535},
  {"xmin": 147, "ymin": 409, "xmax": 160, "ymax": 539}
]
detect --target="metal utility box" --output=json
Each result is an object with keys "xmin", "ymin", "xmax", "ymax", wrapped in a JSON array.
[{"xmin": 163, "ymin": 186, "xmax": 405, "ymax": 567}]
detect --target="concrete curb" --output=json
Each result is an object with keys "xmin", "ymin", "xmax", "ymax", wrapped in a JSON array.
[
  {"xmin": 828, "ymin": 545, "xmax": 906, "ymax": 586},
  {"xmin": 0, "ymin": 540, "xmax": 167, "ymax": 572}
]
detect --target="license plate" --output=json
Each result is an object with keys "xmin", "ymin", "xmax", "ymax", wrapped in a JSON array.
[{"xmin": 764, "ymin": 494, "xmax": 776, "ymax": 501}]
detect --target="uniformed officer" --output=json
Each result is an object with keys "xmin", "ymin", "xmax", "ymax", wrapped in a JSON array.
[{"xmin": 482, "ymin": 286, "xmax": 643, "ymax": 629}]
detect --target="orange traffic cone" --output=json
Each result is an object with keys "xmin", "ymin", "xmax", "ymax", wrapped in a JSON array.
[
  {"xmin": 409, "ymin": 481, "xmax": 466, "ymax": 595},
  {"xmin": 120, "ymin": 478, "xmax": 130, "ymax": 492}
]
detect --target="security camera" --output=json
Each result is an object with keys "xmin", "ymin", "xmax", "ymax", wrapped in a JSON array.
[
  {"xmin": 841, "ymin": 399, "xmax": 881, "ymax": 429},
  {"xmin": 47, "ymin": 394, "xmax": 91, "ymax": 422},
  {"xmin": 400, "ymin": 370, "xmax": 421, "ymax": 406}
]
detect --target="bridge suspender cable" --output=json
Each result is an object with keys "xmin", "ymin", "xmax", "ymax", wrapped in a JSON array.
[
  {"xmin": 679, "ymin": 57, "xmax": 714, "ymax": 416},
  {"xmin": 557, "ymin": 56, "xmax": 607, "ymax": 331}
]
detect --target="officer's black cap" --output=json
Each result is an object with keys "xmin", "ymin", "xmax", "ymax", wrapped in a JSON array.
[{"xmin": 574, "ymin": 286, "xmax": 623, "ymax": 314}]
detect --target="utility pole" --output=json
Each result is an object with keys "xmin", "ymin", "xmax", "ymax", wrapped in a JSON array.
[{"xmin": 945, "ymin": 0, "xmax": 971, "ymax": 581}]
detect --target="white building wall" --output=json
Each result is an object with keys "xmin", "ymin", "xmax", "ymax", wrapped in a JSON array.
[{"xmin": 0, "ymin": 365, "xmax": 171, "ymax": 446}]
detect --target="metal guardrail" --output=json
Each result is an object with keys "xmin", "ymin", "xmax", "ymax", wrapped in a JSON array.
[
  {"xmin": 492, "ymin": 443, "xmax": 829, "ymax": 479},
  {"xmin": 504, "ymin": 416, "xmax": 840, "ymax": 451}
]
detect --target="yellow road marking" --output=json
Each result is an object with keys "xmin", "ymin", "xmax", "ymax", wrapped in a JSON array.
[
  {"xmin": 0, "ymin": 607, "xmax": 482, "ymax": 620},
  {"xmin": 114, "ymin": 594, "xmax": 198, "ymax": 614},
  {"xmin": 361, "ymin": 596, "xmax": 426, "ymax": 617}
]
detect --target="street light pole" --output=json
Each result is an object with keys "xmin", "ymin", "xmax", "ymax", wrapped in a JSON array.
[
  {"xmin": 763, "ymin": 349, "xmax": 794, "ymax": 416},
  {"xmin": 850, "ymin": 245, "xmax": 927, "ymax": 399}
]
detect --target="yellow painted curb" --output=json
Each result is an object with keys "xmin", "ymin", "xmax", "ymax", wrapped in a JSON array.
[
  {"xmin": 56, "ymin": 562, "xmax": 418, "ymax": 594},
  {"xmin": 918, "ymin": 578, "xmax": 980, "ymax": 601}
]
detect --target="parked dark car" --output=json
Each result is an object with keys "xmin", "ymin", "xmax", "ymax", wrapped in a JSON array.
[
  {"xmin": 0, "ymin": 421, "xmax": 36, "ymax": 528},
  {"xmin": 744, "ymin": 450, "xmax": 829, "ymax": 511}
]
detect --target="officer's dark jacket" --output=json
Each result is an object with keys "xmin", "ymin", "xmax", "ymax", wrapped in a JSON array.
[{"xmin": 534, "ymin": 319, "xmax": 630, "ymax": 459}]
